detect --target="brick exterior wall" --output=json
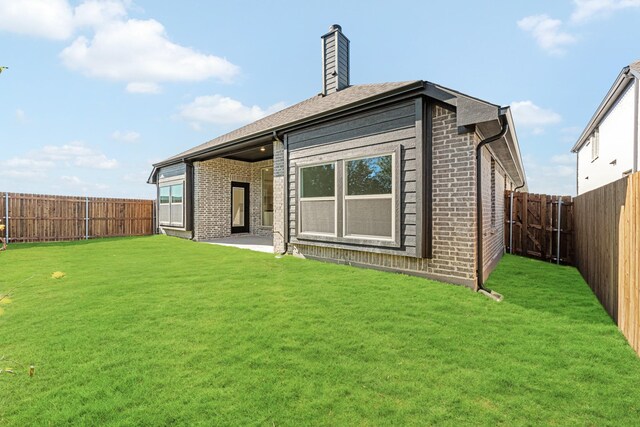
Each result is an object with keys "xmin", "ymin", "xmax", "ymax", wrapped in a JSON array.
[
  {"xmin": 193, "ymin": 157, "xmax": 273, "ymax": 241},
  {"xmin": 481, "ymin": 147, "xmax": 513, "ymax": 280},
  {"xmin": 290, "ymin": 105, "xmax": 479, "ymax": 288},
  {"xmin": 273, "ymin": 140, "xmax": 286, "ymax": 253}
]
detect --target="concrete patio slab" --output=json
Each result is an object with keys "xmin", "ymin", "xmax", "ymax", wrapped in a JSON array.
[{"xmin": 204, "ymin": 235, "xmax": 274, "ymax": 254}]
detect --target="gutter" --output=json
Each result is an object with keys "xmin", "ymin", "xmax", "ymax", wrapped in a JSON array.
[{"xmin": 476, "ymin": 115, "xmax": 509, "ymax": 301}]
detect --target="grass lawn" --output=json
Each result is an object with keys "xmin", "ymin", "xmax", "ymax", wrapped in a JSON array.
[{"xmin": 1, "ymin": 236, "xmax": 639, "ymax": 425}]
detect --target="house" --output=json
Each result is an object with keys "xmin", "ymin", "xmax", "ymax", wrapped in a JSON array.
[
  {"xmin": 572, "ymin": 61, "xmax": 640, "ymax": 195},
  {"xmin": 148, "ymin": 25, "xmax": 527, "ymax": 291}
]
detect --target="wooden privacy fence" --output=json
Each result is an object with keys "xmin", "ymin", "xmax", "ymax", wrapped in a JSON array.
[
  {"xmin": 0, "ymin": 192, "xmax": 155, "ymax": 243},
  {"xmin": 504, "ymin": 191, "xmax": 574, "ymax": 264},
  {"xmin": 573, "ymin": 172, "xmax": 640, "ymax": 355}
]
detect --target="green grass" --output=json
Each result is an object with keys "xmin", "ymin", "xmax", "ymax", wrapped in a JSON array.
[{"xmin": 1, "ymin": 236, "xmax": 639, "ymax": 426}]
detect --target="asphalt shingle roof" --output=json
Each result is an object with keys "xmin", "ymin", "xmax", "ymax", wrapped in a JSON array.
[{"xmin": 160, "ymin": 81, "xmax": 421, "ymax": 164}]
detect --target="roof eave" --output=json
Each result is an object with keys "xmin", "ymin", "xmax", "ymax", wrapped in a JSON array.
[
  {"xmin": 476, "ymin": 108, "xmax": 527, "ymax": 189},
  {"xmin": 572, "ymin": 66, "xmax": 635, "ymax": 152}
]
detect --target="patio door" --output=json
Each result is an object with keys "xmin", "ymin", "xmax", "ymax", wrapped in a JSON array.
[{"xmin": 231, "ymin": 182, "xmax": 250, "ymax": 234}]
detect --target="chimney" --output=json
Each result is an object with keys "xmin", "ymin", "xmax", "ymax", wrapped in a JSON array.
[{"xmin": 321, "ymin": 24, "xmax": 350, "ymax": 95}]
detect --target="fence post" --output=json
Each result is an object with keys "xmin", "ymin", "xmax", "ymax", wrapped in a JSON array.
[
  {"xmin": 557, "ymin": 198, "xmax": 562, "ymax": 265},
  {"xmin": 4, "ymin": 192, "xmax": 8, "ymax": 245},
  {"xmin": 85, "ymin": 196, "xmax": 89, "ymax": 240}
]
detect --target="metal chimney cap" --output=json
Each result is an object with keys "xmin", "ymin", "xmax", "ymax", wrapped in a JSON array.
[{"xmin": 329, "ymin": 24, "xmax": 342, "ymax": 32}]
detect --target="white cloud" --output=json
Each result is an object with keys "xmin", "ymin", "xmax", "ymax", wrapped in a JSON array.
[
  {"xmin": 571, "ymin": 0, "xmax": 640, "ymax": 23},
  {"xmin": 60, "ymin": 175, "xmax": 83, "ymax": 185},
  {"xmin": 4, "ymin": 157, "xmax": 55, "ymax": 169},
  {"xmin": 40, "ymin": 141, "xmax": 118, "ymax": 169},
  {"xmin": 0, "ymin": 0, "xmax": 74, "ymax": 40},
  {"xmin": 73, "ymin": 0, "xmax": 128, "ymax": 29},
  {"xmin": 0, "ymin": 0, "xmax": 240, "ymax": 92},
  {"xmin": 523, "ymin": 153, "xmax": 576, "ymax": 195},
  {"xmin": 517, "ymin": 15, "xmax": 576, "ymax": 55},
  {"xmin": 178, "ymin": 95, "xmax": 287, "ymax": 128},
  {"xmin": 511, "ymin": 101, "xmax": 562, "ymax": 134},
  {"xmin": 3, "ymin": 141, "xmax": 118, "ymax": 172},
  {"xmin": 60, "ymin": 19, "xmax": 239, "ymax": 90},
  {"xmin": 126, "ymin": 82, "xmax": 161, "ymax": 94},
  {"xmin": 111, "ymin": 130, "xmax": 140, "ymax": 143}
]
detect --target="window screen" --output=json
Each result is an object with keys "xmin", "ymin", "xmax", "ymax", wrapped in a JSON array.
[
  {"xmin": 345, "ymin": 198, "xmax": 392, "ymax": 238},
  {"xmin": 299, "ymin": 163, "xmax": 336, "ymax": 235},
  {"xmin": 300, "ymin": 200, "xmax": 336, "ymax": 234}
]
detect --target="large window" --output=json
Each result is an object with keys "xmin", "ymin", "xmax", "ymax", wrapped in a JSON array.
[
  {"xmin": 159, "ymin": 182, "xmax": 184, "ymax": 227},
  {"xmin": 299, "ymin": 163, "xmax": 336, "ymax": 235},
  {"xmin": 261, "ymin": 167, "xmax": 273, "ymax": 227},
  {"xmin": 296, "ymin": 152, "xmax": 397, "ymax": 244},
  {"xmin": 344, "ymin": 155, "xmax": 394, "ymax": 239}
]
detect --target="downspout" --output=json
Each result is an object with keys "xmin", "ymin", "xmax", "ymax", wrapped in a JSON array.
[
  {"xmin": 272, "ymin": 131, "xmax": 288, "ymax": 256},
  {"xmin": 509, "ymin": 182, "xmax": 526, "ymax": 254},
  {"xmin": 476, "ymin": 115, "xmax": 509, "ymax": 301}
]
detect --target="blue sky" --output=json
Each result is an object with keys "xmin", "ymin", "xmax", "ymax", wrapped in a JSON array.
[{"xmin": 1, "ymin": 0, "xmax": 639, "ymax": 198}]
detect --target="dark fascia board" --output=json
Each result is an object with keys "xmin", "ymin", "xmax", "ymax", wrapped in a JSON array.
[{"xmin": 572, "ymin": 66, "xmax": 634, "ymax": 153}]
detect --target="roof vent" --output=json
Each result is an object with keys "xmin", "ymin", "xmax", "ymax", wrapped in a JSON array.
[{"xmin": 321, "ymin": 24, "xmax": 350, "ymax": 95}]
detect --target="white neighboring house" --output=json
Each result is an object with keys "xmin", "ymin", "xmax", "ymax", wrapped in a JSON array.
[{"xmin": 572, "ymin": 61, "xmax": 640, "ymax": 195}]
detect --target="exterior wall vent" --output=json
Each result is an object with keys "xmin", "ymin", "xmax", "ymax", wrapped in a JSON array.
[{"xmin": 321, "ymin": 24, "xmax": 350, "ymax": 95}]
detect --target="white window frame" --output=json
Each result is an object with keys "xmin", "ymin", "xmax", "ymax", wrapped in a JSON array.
[
  {"xmin": 298, "ymin": 161, "xmax": 337, "ymax": 237},
  {"xmin": 591, "ymin": 128, "xmax": 600, "ymax": 162},
  {"xmin": 343, "ymin": 153, "xmax": 395, "ymax": 242},
  {"xmin": 260, "ymin": 167, "xmax": 274, "ymax": 228},
  {"xmin": 158, "ymin": 179, "xmax": 185, "ymax": 228}
]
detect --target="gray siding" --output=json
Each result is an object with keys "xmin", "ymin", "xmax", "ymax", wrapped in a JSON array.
[{"xmin": 287, "ymin": 101, "xmax": 418, "ymax": 257}]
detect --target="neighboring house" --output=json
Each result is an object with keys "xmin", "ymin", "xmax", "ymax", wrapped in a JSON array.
[
  {"xmin": 148, "ymin": 25, "xmax": 527, "ymax": 290},
  {"xmin": 572, "ymin": 61, "xmax": 640, "ymax": 195}
]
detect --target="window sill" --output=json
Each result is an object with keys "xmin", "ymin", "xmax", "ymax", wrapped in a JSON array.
[
  {"xmin": 159, "ymin": 225, "xmax": 187, "ymax": 231},
  {"xmin": 294, "ymin": 233, "xmax": 400, "ymax": 249}
]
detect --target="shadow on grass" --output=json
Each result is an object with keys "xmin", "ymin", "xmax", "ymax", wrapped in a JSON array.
[{"xmin": 486, "ymin": 254, "xmax": 613, "ymax": 326}]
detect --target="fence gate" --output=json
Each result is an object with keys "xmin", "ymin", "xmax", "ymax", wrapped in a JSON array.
[{"xmin": 504, "ymin": 191, "xmax": 574, "ymax": 265}]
